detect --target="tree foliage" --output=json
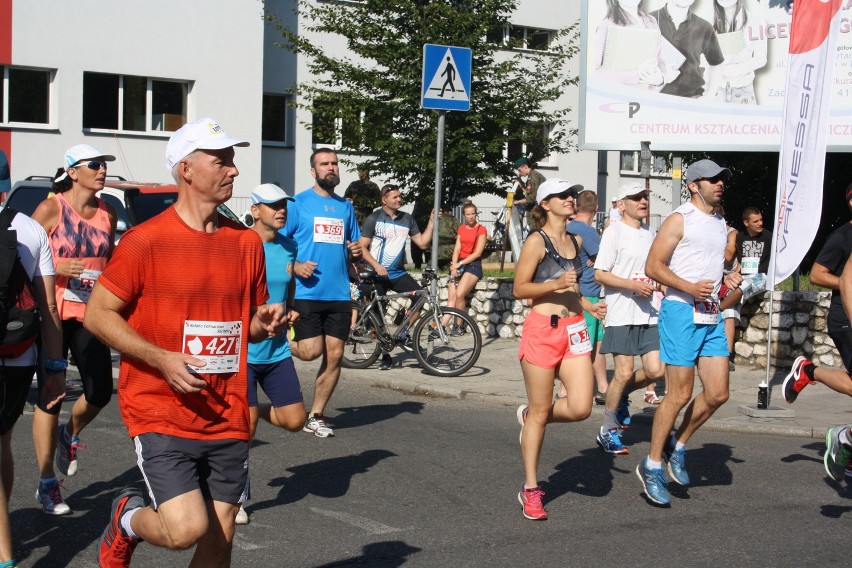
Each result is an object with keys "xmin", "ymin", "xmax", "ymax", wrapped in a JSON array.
[{"xmin": 266, "ymin": 0, "xmax": 578, "ymax": 207}]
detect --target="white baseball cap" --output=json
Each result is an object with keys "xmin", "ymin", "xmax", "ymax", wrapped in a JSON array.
[
  {"xmin": 165, "ymin": 117, "xmax": 249, "ymax": 170},
  {"xmin": 251, "ymin": 183, "xmax": 294, "ymax": 205},
  {"xmin": 55, "ymin": 144, "xmax": 116, "ymax": 182},
  {"xmin": 614, "ymin": 183, "xmax": 648, "ymax": 201},
  {"xmin": 536, "ymin": 178, "xmax": 584, "ymax": 204}
]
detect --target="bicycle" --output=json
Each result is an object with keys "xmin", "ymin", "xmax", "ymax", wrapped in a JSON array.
[{"xmin": 342, "ymin": 268, "xmax": 482, "ymax": 377}]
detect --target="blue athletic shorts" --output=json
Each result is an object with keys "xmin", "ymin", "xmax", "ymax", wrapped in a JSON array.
[
  {"xmin": 248, "ymin": 357, "xmax": 304, "ymax": 408},
  {"xmin": 659, "ymin": 300, "xmax": 728, "ymax": 366}
]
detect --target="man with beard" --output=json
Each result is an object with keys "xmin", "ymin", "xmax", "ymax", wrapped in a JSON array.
[
  {"xmin": 281, "ymin": 148, "xmax": 362, "ymax": 438},
  {"xmin": 638, "ymin": 159, "xmax": 741, "ymax": 506}
]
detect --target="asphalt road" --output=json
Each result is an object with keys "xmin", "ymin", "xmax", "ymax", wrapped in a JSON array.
[{"xmin": 8, "ymin": 379, "xmax": 849, "ymax": 567}]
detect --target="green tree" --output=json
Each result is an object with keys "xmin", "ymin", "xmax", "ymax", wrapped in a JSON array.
[{"xmin": 266, "ymin": 0, "xmax": 578, "ymax": 207}]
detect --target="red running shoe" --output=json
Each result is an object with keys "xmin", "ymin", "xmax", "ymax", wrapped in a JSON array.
[
  {"xmin": 518, "ymin": 486, "xmax": 547, "ymax": 520},
  {"xmin": 99, "ymin": 487, "xmax": 144, "ymax": 568},
  {"xmin": 782, "ymin": 356, "xmax": 815, "ymax": 404}
]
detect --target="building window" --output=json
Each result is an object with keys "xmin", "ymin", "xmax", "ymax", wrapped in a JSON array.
[
  {"xmin": 507, "ymin": 123, "xmax": 554, "ymax": 167},
  {"xmin": 620, "ymin": 151, "xmax": 671, "ymax": 178},
  {"xmin": 83, "ymin": 72, "xmax": 189, "ymax": 133},
  {"xmin": 488, "ymin": 26, "xmax": 555, "ymax": 51},
  {"xmin": 0, "ymin": 66, "xmax": 52, "ymax": 126},
  {"xmin": 262, "ymin": 94, "xmax": 291, "ymax": 144}
]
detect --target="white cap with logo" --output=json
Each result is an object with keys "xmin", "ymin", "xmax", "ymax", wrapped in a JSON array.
[{"xmin": 165, "ymin": 117, "xmax": 249, "ymax": 171}]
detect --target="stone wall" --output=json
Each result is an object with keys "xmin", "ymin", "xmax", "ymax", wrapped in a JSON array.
[{"xmin": 390, "ymin": 275, "xmax": 840, "ymax": 370}]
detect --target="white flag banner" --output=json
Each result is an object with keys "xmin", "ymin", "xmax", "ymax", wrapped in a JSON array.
[{"xmin": 770, "ymin": 0, "xmax": 843, "ymax": 286}]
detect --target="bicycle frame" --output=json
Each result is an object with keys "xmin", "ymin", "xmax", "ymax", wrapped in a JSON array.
[{"xmin": 354, "ymin": 270, "xmax": 448, "ymax": 346}]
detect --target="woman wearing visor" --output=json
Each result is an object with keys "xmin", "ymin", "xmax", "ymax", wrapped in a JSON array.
[
  {"xmin": 513, "ymin": 179, "xmax": 606, "ymax": 521},
  {"xmin": 30, "ymin": 145, "xmax": 118, "ymax": 515}
]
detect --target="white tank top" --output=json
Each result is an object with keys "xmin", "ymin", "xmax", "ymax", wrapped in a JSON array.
[{"xmin": 666, "ymin": 202, "xmax": 727, "ymax": 304}]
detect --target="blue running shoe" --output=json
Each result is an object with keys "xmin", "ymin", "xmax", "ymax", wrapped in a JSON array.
[
  {"xmin": 636, "ymin": 459, "xmax": 670, "ymax": 505},
  {"xmin": 616, "ymin": 395, "xmax": 631, "ymax": 429},
  {"xmin": 664, "ymin": 443, "xmax": 690, "ymax": 486},
  {"xmin": 596, "ymin": 427, "xmax": 629, "ymax": 455}
]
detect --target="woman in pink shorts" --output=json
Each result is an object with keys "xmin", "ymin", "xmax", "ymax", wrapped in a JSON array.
[{"xmin": 513, "ymin": 178, "xmax": 606, "ymax": 521}]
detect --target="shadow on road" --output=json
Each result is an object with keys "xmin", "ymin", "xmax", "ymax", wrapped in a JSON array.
[
  {"xmin": 331, "ymin": 402, "xmax": 425, "ymax": 431},
  {"xmin": 545, "ymin": 447, "xmax": 627, "ymax": 501},
  {"xmin": 251, "ymin": 449, "xmax": 397, "ymax": 512},
  {"xmin": 313, "ymin": 540, "xmax": 421, "ymax": 567},
  {"xmin": 13, "ymin": 468, "xmax": 143, "ymax": 567}
]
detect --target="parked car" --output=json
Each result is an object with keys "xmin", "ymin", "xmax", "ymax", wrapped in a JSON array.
[{"xmin": 2, "ymin": 176, "xmax": 243, "ymax": 241}]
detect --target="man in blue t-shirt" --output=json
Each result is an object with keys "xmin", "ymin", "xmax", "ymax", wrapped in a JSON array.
[
  {"xmin": 281, "ymin": 148, "xmax": 362, "ymax": 438},
  {"xmin": 567, "ymin": 190, "xmax": 610, "ymax": 406},
  {"xmin": 359, "ymin": 184, "xmax": 436, "ymax": 370}
]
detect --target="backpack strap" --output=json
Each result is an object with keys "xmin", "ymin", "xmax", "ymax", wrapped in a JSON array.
[{"xmin": 0, "ymin": 208, "xmax": 19, "ymax": 304}]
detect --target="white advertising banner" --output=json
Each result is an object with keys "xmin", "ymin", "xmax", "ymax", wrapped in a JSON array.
[
  {"xmin": 579, "ymin": 0, "xmax": 852, "ymax": 151},
  {"xmin": 771, "ymin": 0, "xmax": 843, "ymax": 284}
]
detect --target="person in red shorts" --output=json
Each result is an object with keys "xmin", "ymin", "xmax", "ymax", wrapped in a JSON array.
[
  {"xmin": 84, "ymin": 117, "xmax": 286, "ymax": 567},
  {"xmin": 513, "ymin": 179, "xmax": 605, "ymax": 521}
]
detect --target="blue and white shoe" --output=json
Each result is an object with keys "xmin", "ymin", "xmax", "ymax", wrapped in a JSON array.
[
  {"xmin": 596, "ymin": 427, "xmax": 629, "ymax": 454},
  {"xmin": 636, "ymin": 459, "xmax": 671, "ymax": 505},
  {"xmin": 664, "ymin": 442, "xmax": 690, "ymax": 486},
  {"xmin": 616, "ymin": 395, "xmax": 631, "ymax": 429}
]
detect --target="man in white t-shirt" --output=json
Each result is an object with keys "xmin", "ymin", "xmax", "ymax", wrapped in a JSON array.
[
  {"xmin": 0, "ymin": 209, "xmax": 65, "ymax": 565},
  {"xmin": 593, "ymin": 184, "xmax": 666, "ymax": 456},
  {"xmin": 607, "ymin": 199, "xmax": 622, "ymax": 227}
]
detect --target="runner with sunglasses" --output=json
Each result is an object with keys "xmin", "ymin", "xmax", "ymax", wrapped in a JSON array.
[
  {"xmin": 30, "ymin": 145, "xmax": 119, "ymax": 515},
  {"xmin": 638, "ymin": 159, "xmax": 742, "ymax": 506},
  {"xmin": 513, "ymin": 179, "xmax": 605, "ymax": 521}
]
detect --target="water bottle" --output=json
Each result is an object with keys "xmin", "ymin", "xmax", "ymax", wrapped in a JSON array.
[{"xmin": 757, "ymin": 381, "xmax": 768, "ymax": 409}]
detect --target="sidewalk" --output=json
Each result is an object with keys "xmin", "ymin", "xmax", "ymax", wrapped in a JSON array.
[{"xmin": 336, "ymin": 337, "xmax": 852, "ymax": 439}]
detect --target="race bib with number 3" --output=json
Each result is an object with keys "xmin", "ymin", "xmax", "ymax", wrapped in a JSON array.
[
  {"xmin": 63, "ymin": 269, "xmax": 102, "ymax": 303},
  {"xmin": 693, "ymin": 299, "xmax": 720, "ymax": 325},
  {"xmin": 313, "ymin": 217, "xmax": 345, "ymax": 244},
  {"xmin": 566, "ymin": 320, "xmax": 592, "ymax": 355},
  {"xmin": 182, "ymin": 320, "xmax": 242, "ymax": 374}
]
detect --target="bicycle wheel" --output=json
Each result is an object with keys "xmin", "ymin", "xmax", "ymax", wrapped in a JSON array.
[
  {"xmin": 412, "ymin": 308, "xmax": 482, "ymax": 377},
  {"xmin": 341, "ymin": 301, "xmax": 382, "ymax": 369}
]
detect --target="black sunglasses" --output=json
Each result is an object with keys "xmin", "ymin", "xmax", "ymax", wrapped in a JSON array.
[
  {"xmin": 551, "ymin": 190, "xmax": 576, "ymax": 201},
  {"xmin": 625, "ymin": 193, "xmax": 649, "ymax": 202},
  {"xmin": 697, "ymin": 175, "xmax": 725, "ymax": 184},
  {"xmin": 73, "ymin": 160, "xmax": 108, "ymax": 171}
]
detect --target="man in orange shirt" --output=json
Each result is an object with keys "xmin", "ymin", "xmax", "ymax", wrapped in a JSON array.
[{"xmin": 84, "ymin": 117, "xmax": 287, "ymax": 567}]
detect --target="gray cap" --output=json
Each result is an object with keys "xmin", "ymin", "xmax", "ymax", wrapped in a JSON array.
[{"xmin": 685, "ymin": 159, "xmax": 731, "ymax": 184}]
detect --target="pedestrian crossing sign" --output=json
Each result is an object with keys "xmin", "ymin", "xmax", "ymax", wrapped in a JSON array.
[{"xmin": 421, "ymin": 44, "xmax": 472, "ymax": 112}]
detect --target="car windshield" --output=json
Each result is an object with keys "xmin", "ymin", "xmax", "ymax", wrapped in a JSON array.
[
  {"xmin": 4, "ymin": 187, "xmax": 53, "ymax": 217},
  {"xmin": 127, "ymin": 192, "xmax": 178, "ymax": 223}
]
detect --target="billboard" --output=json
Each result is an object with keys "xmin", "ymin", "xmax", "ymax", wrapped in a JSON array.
[{"xmin": 579, "ymin": 0, "xmax": 852, "ymax": 151}]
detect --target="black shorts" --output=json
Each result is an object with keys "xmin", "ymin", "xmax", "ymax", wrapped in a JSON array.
[
  {"xmin": 373, "ymin": 273, "xmax": 421, "ymax": 296},
  {"xmin": 828, "ymin": 329, "xmax": 852, "ymax": 373},
  {"xmin": 457, "ymin": 259, "xmax": 483, "ymax": 280},
  {"xmin": 292, "ymin": 300, "xmax": 351, "ymax": 341},
  {"xmin": 134, "ymin": 433, "xmax": 249, "ymax": 509},
  {"xmin": 0, "ymin": 365, "xmax": 35, "ymax": 435}
]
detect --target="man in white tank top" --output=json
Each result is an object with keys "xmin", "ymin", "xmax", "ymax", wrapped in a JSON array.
[{"xmin": 637, "ymin": 159, "xmax": 743, "ymax": 506}]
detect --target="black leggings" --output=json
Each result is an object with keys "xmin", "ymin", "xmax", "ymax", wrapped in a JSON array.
[{"xmin": 37, "ymin": 319, "xmax": 113, "ymax": 414}]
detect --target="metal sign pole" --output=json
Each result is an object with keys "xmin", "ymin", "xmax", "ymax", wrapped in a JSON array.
[{"xmin": 430, "ymin": 111, "xmax": 446, "ymax": 297}]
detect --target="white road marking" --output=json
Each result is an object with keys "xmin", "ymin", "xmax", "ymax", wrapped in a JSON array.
[{"xmin": 310, "ymin": 507, "xmax": 402, "ymax": 534}]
